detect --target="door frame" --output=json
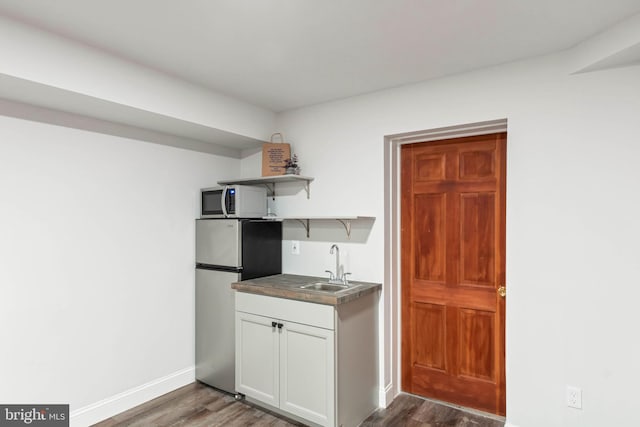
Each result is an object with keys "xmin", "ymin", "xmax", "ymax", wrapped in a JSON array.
[{"xmin": 382, "ymin": 118, "xmax": 508, "ymax": 407}]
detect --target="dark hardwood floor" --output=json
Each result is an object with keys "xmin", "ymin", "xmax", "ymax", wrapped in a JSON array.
[
  {"xmin": 361, "ymin": 393, "xmax": 505, "ymax": 427},
  {"xmin": 92, "ymin": 382, "xmax": 505, "ymax": 426}
]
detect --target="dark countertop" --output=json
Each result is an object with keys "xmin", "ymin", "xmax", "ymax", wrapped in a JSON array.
[{"xmin": 231, "ymin": 273, "xmax": 381, "ymax": 306}]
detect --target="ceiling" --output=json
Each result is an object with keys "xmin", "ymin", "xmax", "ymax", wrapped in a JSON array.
[{"xmin": 0, "ymin": 0, "xmax": 639, "ymax": 112}]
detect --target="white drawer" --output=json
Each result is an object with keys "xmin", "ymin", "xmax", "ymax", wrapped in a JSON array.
[{"xmin": 236, "ymin": 292, "xmax": 334, "ymax": 330}]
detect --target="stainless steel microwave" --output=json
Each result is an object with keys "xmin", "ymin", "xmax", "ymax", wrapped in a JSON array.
[{"xmin": 200, "ymin": 185, "xmax": 267, "ymax": 218}]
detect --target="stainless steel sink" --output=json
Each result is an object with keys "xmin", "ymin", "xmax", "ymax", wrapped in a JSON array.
[{"xmin": 299, "ymin": 282, "xmax": 351, "ymax": 293}]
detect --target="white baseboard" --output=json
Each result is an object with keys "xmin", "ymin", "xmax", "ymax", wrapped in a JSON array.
[
  {"xmin": 70, "ymin": 366, "xmax": 195, "ymax": 427},
  {"xmin": 504, "ymin": 422, "xmax": 519, "ymax": 427},
  {"xmin": 378, "ymin": 382, "xmax": 396, "ymax": 408}
]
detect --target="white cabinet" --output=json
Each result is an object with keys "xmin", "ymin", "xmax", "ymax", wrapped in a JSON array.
[
  {"xmin": 235, "ymin": 291, "xmax": 378, "ymax": 427},
  {"xmin": 235, "ymin": 312, "xmax": 279, "ymax": 407},
  {"xmin": 236, "ymin": 295, "xmax": 334, "ymax": 426},
  {"xmin": 279, "ymin": 318, "xmax": 334, "ymax": 425}
]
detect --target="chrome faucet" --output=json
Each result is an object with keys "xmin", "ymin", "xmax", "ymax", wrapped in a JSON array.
[
  {"xmin": 330, "ymin": 244, "xmax": 340, "ymax": 281},
  {"xmin": 326, "ymin": 244, "xmax": 351, "ymax": 285}
]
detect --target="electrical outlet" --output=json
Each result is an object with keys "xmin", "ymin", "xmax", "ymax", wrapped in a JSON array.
[
  {"xmin": 291, "ymin": 240, "xmax": 300, "ymax": 255},
  {"xmin": 566, "ymin": 386, "xmax": 582, "ymax": 409}
]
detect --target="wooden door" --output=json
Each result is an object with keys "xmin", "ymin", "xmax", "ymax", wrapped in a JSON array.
[{"xmin": 401, "ymin": 133, "xmax": 506, "ymax": 415}]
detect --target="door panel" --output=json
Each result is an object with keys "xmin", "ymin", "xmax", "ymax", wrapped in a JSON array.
[
  {"xmin": 401, "ymin": 132, "xmax": 506, "ymax": 415},
  {"xmin": 459, "ymin": 148, "xmax": 495, "ymax": 179},
  {"xmin": 235, "ymin": 311, "xmax": 279, "ymax": 407},
  {"xmin": 458, "ymin": 308, "xmax": 495, "ymax": 380},
  {"xmin": 280, "ymin": 322, "xmax": 334, "ymax": 427},
  {"xmin": 415, "ymin": 153, "xmax": 446, "ymax": 181},
  {"xmin": 412, "ymin": 302, "xmax": 445, "ymax": 370},
  {"xmin": 414, "ymin": 193, "xmax": 446, "ymax": 282},
  {"xmin": 460, "ymin": 192, "xmax": 495, "ymax": 286}
]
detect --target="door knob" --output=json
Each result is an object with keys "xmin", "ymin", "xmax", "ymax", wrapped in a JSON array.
[{"xmin": 497, "ymin": 286, "xmax": 506, "ymax": 298}]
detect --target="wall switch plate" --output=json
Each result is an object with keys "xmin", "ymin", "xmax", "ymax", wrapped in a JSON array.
[
  {"xmin": 291, "ymin": 240, "xmax": 300, "ymax": 255},
  {"xmin": 566, "ymin": 386, "xmax": 582, "ymax": 409}
]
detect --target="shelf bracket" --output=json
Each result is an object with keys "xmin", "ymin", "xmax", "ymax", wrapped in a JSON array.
[
  {"xmin": 294, "ymin": 218, "xmax": 311, "ymax": 238},
  {"xmin": 263, "ymin": 183, "xmax": 276, "ymax": 200},
  {"xmin": 336, "ymin": 219, "xmax": 353, "ymax": 239},
  {"xmin": 303, "ymin": 180, "xmax": 311, "ymax": 199}
]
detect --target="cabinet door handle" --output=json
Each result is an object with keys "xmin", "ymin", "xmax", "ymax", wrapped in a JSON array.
[
  {"xmin": 271, "ymin": 321, "xmax": 277, "ymax": 328},
  {"xmin": 277, "ymin": 323, "xmax": 283, "ymax": 329}
]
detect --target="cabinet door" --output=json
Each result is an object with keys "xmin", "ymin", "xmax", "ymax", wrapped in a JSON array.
[
  {"xmin": 279, "ymin": 322, "xmax": 335, "ymax": 427},
  {"xmin": 235, "ymin": 311, "xmax": 279, "ymax": 407}
]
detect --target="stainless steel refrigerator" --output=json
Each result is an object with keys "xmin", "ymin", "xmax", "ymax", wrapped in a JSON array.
[{"xmin": 195, "ymin": 218, "xmax": 282, "ymax": 393}]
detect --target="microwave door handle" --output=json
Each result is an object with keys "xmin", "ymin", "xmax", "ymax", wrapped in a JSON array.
[{"xmin": 221, "ymin": 186, "xmax": 228, "ymax": 217}]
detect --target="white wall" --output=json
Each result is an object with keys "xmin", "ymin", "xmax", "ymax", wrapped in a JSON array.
[
  {"xmin": 2, "ymin": 10, "xmax": 638, "ymax": 427},
  {"xmin": 241, "ymin": 50, "xmax": 640, "ymax": 426},
  {"xmin": 0, "ymin": 15, "xmax": 276, "ymax": 142},
  {"xmin": 0, "ymin": 115, "xmax": 236, "ymax": 424}
]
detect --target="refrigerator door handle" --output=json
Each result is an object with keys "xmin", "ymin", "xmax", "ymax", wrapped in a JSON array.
[
  {"xmin": 221, "ymin": 186, "xmax": 228, "ymax": 217},
  {"xmin": 195, "ymin": 263, "xmax": 243, "ymax": 273}
]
